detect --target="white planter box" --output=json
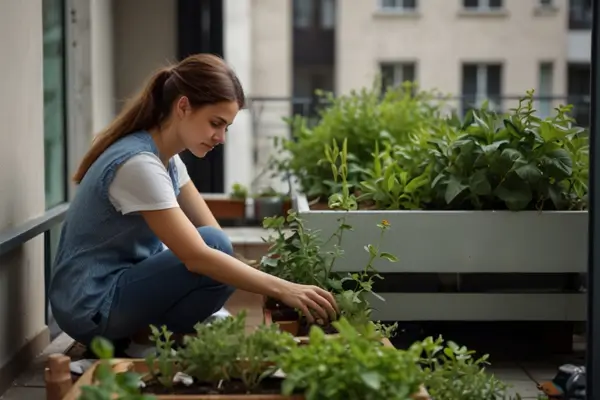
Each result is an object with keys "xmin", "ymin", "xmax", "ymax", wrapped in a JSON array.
[{"xmin": 295, "ymin": 194, "xmax": 588, "ymax": 274}]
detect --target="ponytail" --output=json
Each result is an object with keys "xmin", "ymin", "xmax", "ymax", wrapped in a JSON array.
[{"xmin": 72, "ymin": 67, "xmax": 172, "ymax": 184}]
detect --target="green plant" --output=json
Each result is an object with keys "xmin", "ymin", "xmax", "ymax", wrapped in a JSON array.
[
  {"xmin": 429, "ymin": 91, "xmax": 589, "ymax": 211},
  {"xmin": 78, "ymin": 337, "xmax": 156, "ymax": 400},
  {"xmin": 170, "ymin": 311, "xmax": 297, "ymax": 393},
  {"xmin": 234, "ymin": 323, "xmax": 297, "ymax": 391},
  {"xmin": 271, "ymin": 82, "xmax": 447, "ymax": 200},
  {"xmin": 177, "ymin": 312, "xmax": 246, "ymax": 384},
  {"xmin": 145, "ymin": 325, "xmax": 176, "ymax": 388},
  {"xmin": 230, "ymin": 182, "xmax": 248, "ymax": 200},
  {"xmin": 278, "ymin": 318, "xmax": 423, "ymax": 400},
  {"xmin": 417, "ymin": 336, "xmax": 520, "ymax": 400}
]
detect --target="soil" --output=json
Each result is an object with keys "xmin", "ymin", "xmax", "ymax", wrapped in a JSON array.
[{"xmin": 142, "ymin": 377, "xmax": 290, "ymax": 395}]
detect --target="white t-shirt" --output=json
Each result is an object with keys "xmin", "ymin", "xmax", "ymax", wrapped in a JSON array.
[{"xmin": 108, "ymin": 152, "xmax": 191, "ymax": 215}]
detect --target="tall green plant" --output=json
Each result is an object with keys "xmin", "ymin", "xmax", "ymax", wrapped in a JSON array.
[{"xmin": 272, "ymin": 82, "xmax": 447, "ymax": 199}]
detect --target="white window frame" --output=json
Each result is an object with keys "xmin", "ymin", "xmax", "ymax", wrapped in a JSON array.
[
  {"xmin": 463, "ymin": 63, "xmax": 502, "ymax": 112},
  {"xmin": 381, "ymin": 62, "xmax": 417, "ymax": 87},
  {"xmin": 379, "ymin": 0, "xmax": 418, "ymax": 12},
  {"xmin": 463, "ymin": 0, "xmax": 503, "ymax": 12}
]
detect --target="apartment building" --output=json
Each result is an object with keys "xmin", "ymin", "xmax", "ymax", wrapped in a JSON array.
[{"xmin": 289, "ymin": 0, "xmax": 592, "ymax": 120}]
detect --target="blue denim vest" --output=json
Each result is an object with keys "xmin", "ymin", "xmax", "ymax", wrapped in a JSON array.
[{"xmin": 49, "ymin": 131, "xmax": 180, "ymax": 338}]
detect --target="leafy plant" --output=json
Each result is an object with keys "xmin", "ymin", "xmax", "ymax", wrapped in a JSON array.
[
  {"xmin": 78, "ymin": 337, "xmax": 156, "ymax": 400},
  {"xmin": 145, "ymin": 325, "xmax": 177, "ymax": 388},
  {"xmin": 234, "ymin": 323, "xmax": 297, "ymax": 391},
  {"xmin": 417, "ymin": 336, "xmax": 519, "ymax": 400},
  {"xmin": 230, "ymin": 182, "xmax": 248, "ymax": 200},
  {"xmin": 175, "ymin": 311, "xmax": 297, "ymax": 393},
  {"xmin": 177, "ymin": 311, "xmax": 246, "ymax": 384},
  {"xmin": 428, "ymin": 90, "xmax": 589, "ymax": 211},
  {"xmin": 278, "ymin": 318, "xmax": 423, "ymax": 400},
  {"xmin": 271, "ymin": 82, "xmax": 447, "ymax": 200}
]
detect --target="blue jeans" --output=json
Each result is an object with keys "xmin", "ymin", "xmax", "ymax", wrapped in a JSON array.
[{"xmin": 97, "ymin": 226, "xmax": 235, "ymax": 342}]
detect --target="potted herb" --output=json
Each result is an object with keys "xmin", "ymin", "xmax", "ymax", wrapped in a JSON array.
[{"xmin": 260, "ymin": 152, "xmax": 398, "ymax": 339}]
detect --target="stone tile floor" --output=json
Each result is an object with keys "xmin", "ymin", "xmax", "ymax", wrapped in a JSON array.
[{"xmin": 0, "ymin": 289, "xmax": 578, "ymax": 399}]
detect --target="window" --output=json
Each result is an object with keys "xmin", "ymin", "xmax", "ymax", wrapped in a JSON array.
[
  {"xmin": 538, "ymin": 62, "xmax": 554, "ymax": 118},
  {"xmin": 320, "ymin": 0, "xmax": 335, "ymax": 28},
  {"xmin": 567, "ymin": 63, "xmax": 591, "ymax": 127},
  {"xmin": 43, "ymin": 0, "xmax": 68, "ymax": 209},
  {"xmin": 461, "ymin": 63, "xmax": 502, "ymax": 115},
  {"xmin": 293, "ymin": 0, "xmax": 313, "ymax": 28},
  {"xmin": 569, "ymin": 0, "xmax": 592, "ymax": 30},
  {"xmin": 380, "ymin": 0, "xmax": 417, "ymax": 11},
  {"xmin": 463, "ymin": 0, "xmax": 503, "ymax": 10},
  {"xmin": 540, "ymin": 0, "xmax": 553, "ymax": 6},
  {"xmin": 380, "ymin": 63, "xmax": 416, "ymax": 93}
]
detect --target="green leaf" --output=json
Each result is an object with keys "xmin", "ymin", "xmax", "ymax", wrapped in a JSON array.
[
  {"xmin": 546, "ymin": 149, "xmax": 573, "ymax": 178},
  {"xmin": 515, "ymin": 163, "xmax": 542, "ymax": 184},
  {"xmin": 482, "ymin": 140, "xmax": 509, "ymax": 154},
  {"xmin": 360, "ymin": 371, "xmax": 382, "ymax": 390},
  {"xmin": 380, "ymin": 252, "xmax": 398, "ymax": 262},
  {"xmin": 444, "ymin": 176, "xmax": 467, "ymax": 204},
  {"xmin": 494, "ymin": 176, "xmax": 532, "ymax": 211},
  {"xmin": 500, "ymin": 148, "xmax": 524, "ymax": 164},
  {"xmin": 468, "ymin": 170, "xmax": 492, "ymax": 196},
  {"xmin": 90, "ymin": 337, "xmax": 114, "ymax": 360}
]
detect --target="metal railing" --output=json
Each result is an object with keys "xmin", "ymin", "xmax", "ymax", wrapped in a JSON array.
[{"xmin": 0, "ymin": 203, "xmax": 69, "ymax": 325}]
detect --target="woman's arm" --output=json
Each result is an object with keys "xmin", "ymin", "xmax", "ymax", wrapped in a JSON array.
[
  {"xmin": 140, "ymin": 207, "xmax": 338, "ymax": 323},
  {"xmin": 178, "ymin": 181, "xmax": 221, "ymax": 229}
]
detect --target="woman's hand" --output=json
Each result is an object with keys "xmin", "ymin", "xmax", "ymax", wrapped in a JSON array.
[{"xmin": 277, "ymin": 282, "xmax": 339, "ymax": 324}]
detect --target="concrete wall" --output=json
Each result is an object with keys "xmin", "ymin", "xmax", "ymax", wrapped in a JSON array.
[
  {"xmin": 337, "ymin": 0, "xmax": 569, "ymax": 104},
  {"xmin": 91, "ymin": 0, "xmax": 116, "ymax": 132},
  {"xmin": 0, "ymin": 0, "xmax": 49, "ymax": 372}
]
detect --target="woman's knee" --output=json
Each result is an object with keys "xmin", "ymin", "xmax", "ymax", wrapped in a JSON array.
[{"xmin": 197, "ymin": 226, "xmax": 234, "ymax": 256}]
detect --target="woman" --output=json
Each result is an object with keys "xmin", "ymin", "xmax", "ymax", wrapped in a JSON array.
[{"xmin": 49, "ymin": 54, "xmax": 338, "ymax": 355}]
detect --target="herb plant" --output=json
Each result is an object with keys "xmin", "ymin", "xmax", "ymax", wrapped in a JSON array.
[
  {"xmin": 429, "ymin": 91, "xmax": 589, "ymax": 211},
  {"xmin": 177, "ymin": 312, "xmax": 246, "ymax": 384},
  {"xmin": 417, "ymin": 336, "xmax": 517, "ymax": 400},
  {"xmin": 272, "ymin": 82, "xmax": 446, "ymax": 200},
  {"xmin": 145, "ymin": 325, "xmax": 176, "ymax": 388},
  {"xmin": 78, "ymin": 337, "xmax": 155, "ymax": 400},
  {"xmin": 278, "ymin": 318, "xmax": 423, "ymax": 400}
]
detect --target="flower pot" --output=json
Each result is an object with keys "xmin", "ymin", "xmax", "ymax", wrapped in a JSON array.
[
  {"xmin": 293, "ymin": 192, "xmax": 588, "ymax": 323},
  {"xmin": 254, "ymin": 196, "xmax": 285, "ymax": 220},
  {"xmin": 203, "ymin": 194, "xmax": 246, "ymax": 220}
]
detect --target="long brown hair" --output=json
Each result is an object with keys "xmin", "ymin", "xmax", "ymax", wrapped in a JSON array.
[{"xmin": 72, "ymin": 53, "xmax": 245, "ymax": 184}]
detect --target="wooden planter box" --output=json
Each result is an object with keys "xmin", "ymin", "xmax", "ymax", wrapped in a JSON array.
[
  {"xmin": 293, "ymin": 193, "xmax": 588, "ymax": 323},
  {"xmin": 203, "ymin": 193, "xmax": 246, "ymax": 220},
  {"xmin": 51, "ymin": 356, "xmax": 429, "ymax": 400}
]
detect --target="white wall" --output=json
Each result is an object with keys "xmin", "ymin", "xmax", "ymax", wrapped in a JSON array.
[
  {"xmin": 568, "ymin": 31, "xmax": 592, "ymax": 63},
  {"xmin": 224, "ymin": 0, "xmax": 254, "ymax": 192},
  {"xmin": 0, "ymin": 0, "xmax": 48, "ymax": 369}
]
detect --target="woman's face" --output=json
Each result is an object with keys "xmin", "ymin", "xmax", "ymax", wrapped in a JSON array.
[{"xmin": 175, "ymin": 97, "xmax": 239, "ymax": 158}]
